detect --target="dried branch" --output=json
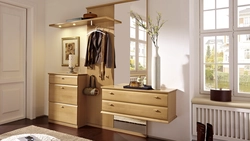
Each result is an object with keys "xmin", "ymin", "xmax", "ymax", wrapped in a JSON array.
[{"xmin": 130, "ymin": 10, "xmax": 166, "ymax": 47}]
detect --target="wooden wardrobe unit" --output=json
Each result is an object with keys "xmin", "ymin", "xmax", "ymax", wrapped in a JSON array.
[
  {"xmin": 48, "ymin": 0, "xmax": 177, "ymax": 137},
  {"xmin": 48, "ymin": 2, "xmax": 122, "ymax": 129}
]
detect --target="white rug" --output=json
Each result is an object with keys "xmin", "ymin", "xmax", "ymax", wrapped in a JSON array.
[{"xmin": 0, "ymin": 125, "xmax": 92, "ymax": 141}]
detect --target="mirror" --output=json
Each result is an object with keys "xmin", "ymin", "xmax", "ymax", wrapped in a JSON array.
[{"xmin": 114, "ymin": 0, "xmax": 147, "ymax": 134}]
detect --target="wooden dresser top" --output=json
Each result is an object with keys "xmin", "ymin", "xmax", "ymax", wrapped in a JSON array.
[{"xmin": 101, "ymin": 83, "xmax": 177, "ymax": 94}]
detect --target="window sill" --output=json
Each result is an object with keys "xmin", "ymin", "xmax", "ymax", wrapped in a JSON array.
[{"xmin": 192, "ymin": 97, "xmax": 250, "ymax": 109}]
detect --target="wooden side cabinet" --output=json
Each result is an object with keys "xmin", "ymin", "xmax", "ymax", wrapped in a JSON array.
[
  {"xmin": 101, "ymin": 84, "xmax": 177, "ymax": 124},
  {"xmin": 48, "ymin": 73, "xmax": 87, "ymax": 128}
]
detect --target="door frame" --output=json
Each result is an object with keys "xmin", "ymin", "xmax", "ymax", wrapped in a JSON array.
[{"xmin": 0, "ymin": 0, "xmax": 36, "ymax": 119}]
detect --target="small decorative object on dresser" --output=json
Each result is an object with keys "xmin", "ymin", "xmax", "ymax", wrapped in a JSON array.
[{"xmin": 68, "ymin": 54, "xmax": 76, "ymax": 73}]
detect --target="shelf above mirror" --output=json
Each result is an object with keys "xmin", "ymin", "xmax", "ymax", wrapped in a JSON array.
[{"xmin": 49, "ymin": 16, "xmax": 122, "ymax": 28}]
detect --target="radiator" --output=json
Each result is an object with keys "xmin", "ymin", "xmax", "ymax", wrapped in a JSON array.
[{"xmin": 193, "ymin": 104, "xmax": 250, "ymax": 141}]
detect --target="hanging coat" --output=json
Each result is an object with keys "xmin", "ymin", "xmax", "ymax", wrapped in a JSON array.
[
  {"xmin": 84, "ymin": 31, "xmax": 103, "ymax": 68},
  {"xmin": 84, "ymin": 31, "xmax": 116, "ymax": 69}
]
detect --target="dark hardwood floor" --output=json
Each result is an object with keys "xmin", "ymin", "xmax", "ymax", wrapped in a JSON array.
[{"xmin": 0, "ymin": 116, "xmax": 168, "ymax": 141}]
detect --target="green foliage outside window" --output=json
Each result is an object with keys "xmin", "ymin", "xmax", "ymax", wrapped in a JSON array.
[
  {"xmin": 130, "ymin": 59, "xmax": 135, "ymax": 70},
  {"xmin": 205, "ymin": 45, "xmax": 250, "ymax": 92}
]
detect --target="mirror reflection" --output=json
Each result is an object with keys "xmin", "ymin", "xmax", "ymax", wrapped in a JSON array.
[{"xmin": 114, "ymin": 0, "xmax": 147, "ymax": 134}]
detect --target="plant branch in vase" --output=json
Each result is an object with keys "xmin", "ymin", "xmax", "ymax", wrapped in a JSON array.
[
  {"xmin": 130, "ymin": 11, "xmax": 165, "ymax": 48},
  {"xmin": 130, "ymin": 11, "xmax": 166, "ymax": 89}
]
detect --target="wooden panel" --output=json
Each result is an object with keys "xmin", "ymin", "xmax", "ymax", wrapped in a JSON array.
[
  {"xmin": 86, "ymin": 4, "xmax": 115, "ymax": 127},
  {"xmin": 49, "ymin": 17, "xmax": 121, "ymax": 28},
  {"xmin": 49, "ymin": 84, "xmax": 77, "ymax": 105},
  {"xmin": 49, "ymin": 102, "xmax": 77, "ymax": 125},
  {"xmin": 86, "ymin": 0, "xmax": 137, "ymax": 9},
  {"xmin": 102, "ymin": 89, "xmax": 168, "ymax": 107},
  {"xmin": 49, "ymin": 75, "xmax": 77, "ymax": 85},
  {"xmin": 102, "ymin": 84, "xmax": 176, "ymax": 94},
  {"xmin": 87, "ymin": 5, "xmax": 114, "ymax": 18},
  {"xmin": 167, "ymin": 91, "xmax": 177, "ymax": 122},
  {"xmin": 102, "ymin": 100, "xmax": 168, "ymax": 120},
  {"xmin": 77, "ymin": 75, "xmax": 87, "ymax": 127}
]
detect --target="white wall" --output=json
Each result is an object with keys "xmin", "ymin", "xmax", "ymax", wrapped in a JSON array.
[{"xmin": 147, "ymin": 0, "xmax": 191, "ymax": 140}]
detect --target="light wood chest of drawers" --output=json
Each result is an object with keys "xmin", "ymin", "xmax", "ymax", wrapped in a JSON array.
[
  {"xmin": 48, "ymin": 73, "xmax": 87, "ymax": 128},
  {"xmin": 101, "ymin": 84, "xmax": 177, "ymax": 123}
]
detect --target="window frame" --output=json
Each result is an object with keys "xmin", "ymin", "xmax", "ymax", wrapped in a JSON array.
[
  {"xmin": 234, "ymin": 31, "xmax": 250, "ymax": 97},
  {"xmin": 200, "ymin": 33, "xmax": 233, "ymax": 94},
  {"xmin": 234, "ymin": 0, "xmax": 250, "ymax": 31},
  {"xmin": 200, "ymin": 0, "xmax": 233, "ymax": 34},
  {"xmin": 200, "ymin": 0, "xmax": 250, "ymax": 97}
]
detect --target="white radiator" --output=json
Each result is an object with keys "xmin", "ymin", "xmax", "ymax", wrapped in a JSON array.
[{"xmin": 193, "ymin": 104, "xmax": 250, "ymax": 141}]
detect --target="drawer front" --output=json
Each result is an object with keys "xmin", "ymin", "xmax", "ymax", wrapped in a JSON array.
[
  {"xmin": 102, "ymin": 89, "xmax": 168, "ymax": 107},
  {"xmin": 49, "ymin": 75, "xmax": 77, "ymax": 85},
  {"xmin": 49, "ymin": 84, "xmax": 77, "ymax": 105},
  {"xmin": 102, "ymin": 100, "xmax": 168, "ymax": 120},
  {"xmin": 49, "ymin": 102, "xmax": 77, "ymax": 125}
]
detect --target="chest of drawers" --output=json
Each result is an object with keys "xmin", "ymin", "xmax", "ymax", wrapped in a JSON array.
[
  {"xmin": 48, "ymin": 73, "xmax": 87, "ymax": 128},
  {"xmin": 101, "ymin": 85, "xmax": 177, "ymax": 123}
]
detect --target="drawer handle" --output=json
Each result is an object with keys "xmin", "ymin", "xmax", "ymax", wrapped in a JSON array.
[
  {"xmin": 61, "ymin": 87, "xmax": 64, "ymax": 89},
  {"xmin": 109, "ymin": 103, "xmax": 114, "ymax": 106},
  {"xmin": 154, "ymin": 96, "xmax": 161, "ymax": 99},
  {"xmin": 62, "ymin": 77, "xmax": 65, "ymax": 80},
  {"xmin": 109, "ymin": 92, "xmax": 114, "ymax": 95},
  {"xmin": 154, "ymin": 109, "xmax": 161, "ymax": 113},
  {"xmin": 61, "ymin": 106, "xmax": 64, "ymax": 108}
]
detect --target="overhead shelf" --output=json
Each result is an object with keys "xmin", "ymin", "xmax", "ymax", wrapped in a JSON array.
[{"xmin": 49, "ymin": 16, "xmax": 122, "ymax": 28}]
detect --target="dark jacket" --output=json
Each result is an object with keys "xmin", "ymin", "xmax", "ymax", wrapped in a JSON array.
[{"xmin": 84, "ymin": 31, "xmax": 116, "ymax": 68}]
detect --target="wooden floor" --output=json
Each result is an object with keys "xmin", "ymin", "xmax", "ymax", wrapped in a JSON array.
[{"xmin": 0, "ymin": 116, "xmax": 168, "ymax": 141}]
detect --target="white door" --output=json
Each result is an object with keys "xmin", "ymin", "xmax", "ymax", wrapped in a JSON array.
[{"xmin": 0, "ymin": 2, "xmax": 26, "ymax": 124}]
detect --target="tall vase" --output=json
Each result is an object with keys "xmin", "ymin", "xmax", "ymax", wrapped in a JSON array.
[{"xmin": 153, "ymin": 45, "xmax": 161, "ymax": 90}]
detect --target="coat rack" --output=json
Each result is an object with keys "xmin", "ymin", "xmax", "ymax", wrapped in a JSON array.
[{"xmin": 85, "ymin": 3, "xmax": 116, "ymax": 128}]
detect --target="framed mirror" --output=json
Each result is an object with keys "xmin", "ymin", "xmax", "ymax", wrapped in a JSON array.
[{"xmin": 114, "ymin": 0, "xmax": 148, "ymax": 134}]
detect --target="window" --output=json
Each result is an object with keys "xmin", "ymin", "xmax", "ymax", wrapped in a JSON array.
[
  {"xmin": 245, "ymin": 49, "xmax": 250, "ymax": 59},
  {"xmin": 200, "ymin": 0, "xmax": 250, "ymax": 96},
  {"xmin": 130, "ymin": 16, "xmax": 147, "ymax": 75}
]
